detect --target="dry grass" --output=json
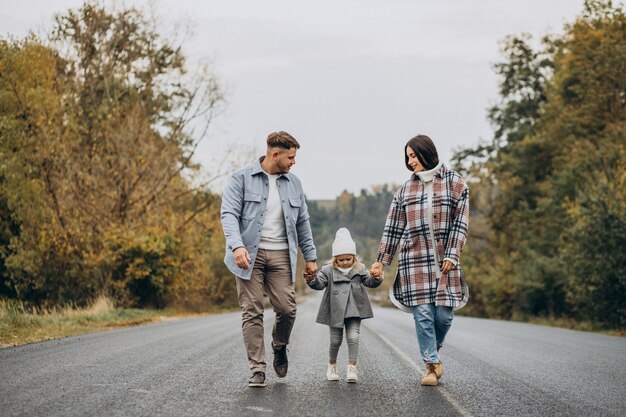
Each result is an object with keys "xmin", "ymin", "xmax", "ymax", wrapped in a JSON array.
[
  {"xmin": 0, "ymin": 296, "xmax": 164, "ymax": 347},
  {"xmin": 519, "ymin": 315, "xmax": 625, "ymax": 337},
  {"xmin": 373, "ymin": 300, "xmax": 623, "ymax": 336}
]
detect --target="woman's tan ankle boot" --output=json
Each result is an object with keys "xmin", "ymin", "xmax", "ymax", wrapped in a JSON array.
[{"xmin": 421, "ymin": 363, "xmax": 438, "ymax": 386}]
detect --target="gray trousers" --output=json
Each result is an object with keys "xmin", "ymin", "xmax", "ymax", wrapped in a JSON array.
[
  {"xmin": 236, "ymin": 249, "xmax": 296, "ymax": 373},
  {"xmin": 329, "ymin": 318, "xmax": 361, "ymax": 362}
]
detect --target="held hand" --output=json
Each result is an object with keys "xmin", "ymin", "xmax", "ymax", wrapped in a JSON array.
[
  {"xmin": 304, "ymin": 261, "xmax": 318, "ymax": 278},
  {"xmin": 303, "ymin": 273, "xmax": 315, "ymax": 284},
  {"xmin": 233, "ymin": 247, "xmax": 252, "ymax": 270},
  {"xmin": 370, "ymin": 262, "xmax": 384, "ymax": 278},
  {"xmin": 441, "ymin": 260, "xmax": 455, "ymax": 274}
]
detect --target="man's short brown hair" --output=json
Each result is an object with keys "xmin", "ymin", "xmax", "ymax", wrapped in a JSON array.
[{"xmin": 267, "ymin": 131, "xmax": 300, "ymax": 150}]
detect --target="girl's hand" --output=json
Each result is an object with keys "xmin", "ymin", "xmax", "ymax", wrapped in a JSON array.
[
  {"xmin": 441, "ymin": 260, "xmax": 455, "ymax": 274},
  {"xmin": 370, "ymin": 262, "xmax": 384, "ymax": 278},
  {"xmin": 303, "ymin": 273, "xmax": 315, "ymax": 283}
]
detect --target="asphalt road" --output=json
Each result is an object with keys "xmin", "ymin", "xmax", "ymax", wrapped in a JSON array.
[{"xmin": 1, "ymin": 293, "xmax": 624, "ymax": 417}]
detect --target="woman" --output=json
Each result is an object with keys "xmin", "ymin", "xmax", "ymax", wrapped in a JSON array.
[{"xmin": 370, "ymin": 134, "xmax": 469, "ymax": 386}]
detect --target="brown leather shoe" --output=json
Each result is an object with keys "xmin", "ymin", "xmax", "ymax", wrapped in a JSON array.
[
  {"xmin": 248, "ymin": 372, "xmax": 266, "ymax": 387},
  {"xmin": 272, "ymin": 342, "xmax": 288, "ymax": 378}
]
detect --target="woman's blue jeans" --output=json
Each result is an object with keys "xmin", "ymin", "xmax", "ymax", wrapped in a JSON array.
[{"xmin": 412, "ymin": 304, "xmax": 454, "ymax": 364}]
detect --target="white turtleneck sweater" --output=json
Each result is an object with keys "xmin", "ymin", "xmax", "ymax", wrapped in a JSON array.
[{"xmin": 416, "ymin": 161, "xmax": 456, "ymax": 278}]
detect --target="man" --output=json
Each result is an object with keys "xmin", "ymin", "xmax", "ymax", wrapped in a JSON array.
[{"xmin": 221, "ymin": 131, "xmax": 318, "ymax": 388}]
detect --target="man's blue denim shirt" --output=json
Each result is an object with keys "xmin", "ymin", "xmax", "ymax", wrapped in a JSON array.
[{"xmin": 220, "ymin": 157, "xmax": 317, "ymax": 281}]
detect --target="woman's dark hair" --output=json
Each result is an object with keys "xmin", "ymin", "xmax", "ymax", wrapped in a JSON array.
[{"xmin": 405, "ymin": 134, "xmax": 439, "ymax": 171}]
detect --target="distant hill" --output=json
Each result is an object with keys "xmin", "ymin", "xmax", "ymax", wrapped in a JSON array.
[
  {"xmin": 311, "ymin": 199, "xmax": 336, "ymax": 211},
  {"xmin": 306, "ymin": 186, "xmax": 396, "ymax": 265}
]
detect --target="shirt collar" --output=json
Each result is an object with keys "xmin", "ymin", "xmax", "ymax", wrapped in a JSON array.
[{"xmin": 251, "ymin": 156, "xmax": 290, "ymax": 181}]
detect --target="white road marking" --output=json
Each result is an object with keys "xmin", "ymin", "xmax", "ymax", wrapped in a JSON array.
[
  {"xmin": 245, "ymin": 406, "xmax": 273, "ymax": 413},
  {"xmin": 364, "ymin": 323, "xmax": 475, "ymax": 417}
]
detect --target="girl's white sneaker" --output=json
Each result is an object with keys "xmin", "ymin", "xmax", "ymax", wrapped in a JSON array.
[
  {"xmin": 326, "ymin": 363, "xmax": 340, "ymax": 381},
  {"xmin": 346, "ymin": 364, "xmax": 358, "ymax": 383}
]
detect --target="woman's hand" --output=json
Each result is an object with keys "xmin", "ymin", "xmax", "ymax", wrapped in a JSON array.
[
  {"xmin": 441, "ymin": 260, "xmax": 455, "ymax": 274},
  {"xmin": 370, "ymin": 262, "xmax": 384, "ymax": 278}
]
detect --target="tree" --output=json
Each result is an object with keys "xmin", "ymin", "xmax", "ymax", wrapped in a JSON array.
[
  {"xmin": 0, "ymin": 2, "xmax": 232, "ymax": 308},
  {"xmin": 548, "ymin": 1, "xmax": 626, "ymax": 327},
  {"xmin": 453, "ymin": 0, "xmax": 626, "ymax": 328}
]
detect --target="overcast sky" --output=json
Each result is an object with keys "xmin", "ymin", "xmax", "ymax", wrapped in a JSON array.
[{"xmin": 1, "ymin": 0, "xmax": 585, "ymax": 199}]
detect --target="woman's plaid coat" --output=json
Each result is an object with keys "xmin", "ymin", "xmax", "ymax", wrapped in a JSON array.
[{"xmin": 376, "ymin": 164, "xmax": 469, "ymax": 310}]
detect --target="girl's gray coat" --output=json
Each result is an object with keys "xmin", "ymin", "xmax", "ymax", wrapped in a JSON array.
[{"xmin": 307, "ymin": 263, "xmax": 382, "ymax": 328}]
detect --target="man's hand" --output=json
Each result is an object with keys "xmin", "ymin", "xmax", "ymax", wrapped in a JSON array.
[
  {"xmin": 370, "ymin": 262, "xmax": 384, "ymax": 278},
  {"xmin": 233, "ymin": 247, "xmax": 251, "ymax": 270},
  {"xmin": 304, "ymin": 261, "xmax": 318, "ymax": 279}
]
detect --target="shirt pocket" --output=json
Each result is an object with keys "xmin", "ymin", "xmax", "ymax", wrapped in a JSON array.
[
  {"xmin": 401, "ymin": 199, "xmax": 427, "ymax": 236},
  {"xmin": 397, "ymin": 230, "xmax": 409, "ymax": 251},
  {"xmin": 288, "ymin": 197, "xmax": 301, "ymax": 224},
  {"xmin": 242, "ymin": 192, "xmax": 262, "ymax": 221},
  {"xmin": 434, "ymin": 192, "xmax": 453, "ymax": 222}
]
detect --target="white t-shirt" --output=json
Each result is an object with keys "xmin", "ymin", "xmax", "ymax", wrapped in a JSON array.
[{"xmin": 259, "ymin": 174, "xmax": 289, "ymax": 250}]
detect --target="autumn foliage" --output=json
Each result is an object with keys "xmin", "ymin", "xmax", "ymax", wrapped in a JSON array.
[
  {"xmin": 0, "ymin": 3, "xmax": 235, "ymax": 309},
  {"xmin": 453, "ymin": 1, "xmax": 626, "ymax": 329},
  {"xmin": 1, "ymin": 1, "xmax": 623, "ymax": 331}
]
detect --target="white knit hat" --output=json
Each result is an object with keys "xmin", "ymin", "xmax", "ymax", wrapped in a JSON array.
[{"xmin": 332, "ymin": 228, "xmax": 356, "ymax": 256}]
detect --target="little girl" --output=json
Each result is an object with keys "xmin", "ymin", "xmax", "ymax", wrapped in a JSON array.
[{"xmin": 305, "ymin": 228, "xmax": 383, "ymax": 382}]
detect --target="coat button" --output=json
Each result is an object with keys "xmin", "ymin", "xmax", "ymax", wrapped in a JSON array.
[{"xmin": 333, "ymin": 290, "xmax": 338, "ymax": 295}]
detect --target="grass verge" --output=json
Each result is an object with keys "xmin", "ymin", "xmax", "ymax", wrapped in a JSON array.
[
  {"xmin": 374, "ymin": 298, "xmax": 624, "ymax": 336},
  {"xmin": 0, "ymin": 297, "xmax": 198, "ymax": 348}
]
